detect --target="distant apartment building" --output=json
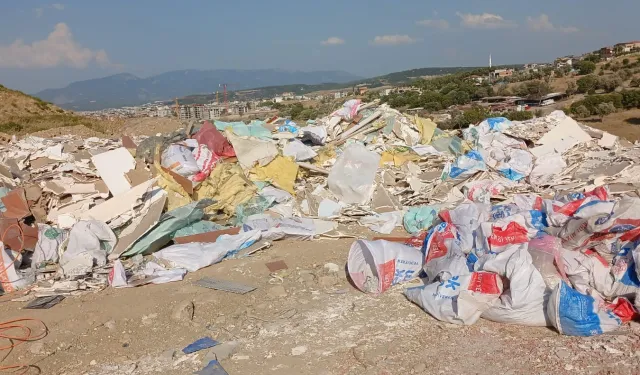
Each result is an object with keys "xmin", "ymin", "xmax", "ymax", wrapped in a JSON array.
[
  {"xmin": 615, "ymin": 41, "xmax": 640, "ymax": 53},
  {"xmin": 177, "ymin": 101, "xmax": 251, "ymax": 120},
  {"xmin": 156, "ymin": 105, "xmax": 172, "ymax": 117},
  {"xmin": 491, "ymin": 69, "xmax": 514, "ymax": 78},
  {"xmin": 207, "ymin": 104, "xmax": 224, "ymax": 119},
  {"xmin": 334, "ymin": 91, "xmax": 349, "ymax": 99},
  {"xmin": 178, "ymin": 106, "xmax": 192, "ymax": 120},
  {"xmin": 274, "ymin": 96, "xmax": 284, "ymax": 103}
]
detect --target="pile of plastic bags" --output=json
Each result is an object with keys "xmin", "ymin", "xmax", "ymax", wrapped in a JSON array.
[{"xmin": 349, "ymin": 185, "xmax": 639, "ymax": 336}]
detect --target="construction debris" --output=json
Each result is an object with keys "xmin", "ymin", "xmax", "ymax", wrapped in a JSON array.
[{"xmin": 0, "ymin": 101, "xmax": 639, "ymax": 338}]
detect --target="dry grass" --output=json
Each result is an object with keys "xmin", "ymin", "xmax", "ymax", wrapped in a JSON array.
[
  {"xmin": 581, "ymin": 108, "xmax": 640, "ymax": 142},
  {"xmin": 0, "ymin": 84, "xmax": 118, "ymax": 136}
]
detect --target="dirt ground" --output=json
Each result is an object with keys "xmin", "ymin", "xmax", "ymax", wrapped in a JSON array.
[
  {"xmin": 119, "ymin": 117, "xmax": 184, "ymax": 137},
  {"xmin": 583, "ymin": 108, "xmax": 640, "ymax": 142},
  {"xmin": 2, "ymin": 224, "xmax": 640, "ymax": 375}
]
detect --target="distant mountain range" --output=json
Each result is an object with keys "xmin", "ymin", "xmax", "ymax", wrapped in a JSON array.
[
  {"xmin": 35, "ymin": 69, "xmax": 363, "ymax": 111},
  {"xmin": 177, "ymin": 66, "xmax": 506, "ymax": 105},
  {"xmin": 35, "ymin": 65, "xmax": 523, "ymax": 111}
]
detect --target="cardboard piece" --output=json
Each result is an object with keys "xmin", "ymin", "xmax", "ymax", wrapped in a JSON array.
[
  {"xmin": 0, "ymin": 219, "xmax": 38, "ymax": 251},
  {"xmin": 30, "ymin": 157, "xmax": 56, "ymax": 169},
  {"xmin": 173, "ymin": 227, "xmax": 240, "ymax": 244},
  {"xmin": 122, "ymin": 135, "xmax": 137, "ymax": 149},
  {"xmin": 265, "ymin": 260, "xmax": 288, "ymax": 272},
  {"xmin": 1, "ymin": 189, "xmax": 31, "ymax": 219},
  {"xmin": 24, "ymin": 185, "xmax": 42, "ymax": 202},
  {"xmin": 161, "ymin": 166, "xmax": 193, "ymax": 195},
  {"xmin": 91, "ymin": 147, "xmax": 136, "ymax": 196},
  {"xmin": 126, "ymin": 160, "xmax": 153, "ymax": 189}
]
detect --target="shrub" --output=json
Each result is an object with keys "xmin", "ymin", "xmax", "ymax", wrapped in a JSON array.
[
  {"xmin": 573, "ymin": 105, "xmax": 591, "ymax": 118},
  {"xmin": 0, "ymin": 122, "xmax": 24, "ymax": 133},
  {"xmin": 502, "ymin": 111, "xmax": 534, "ymax": 121}
]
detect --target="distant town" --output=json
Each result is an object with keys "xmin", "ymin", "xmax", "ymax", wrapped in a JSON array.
[{"xmin": 78, "ymin": 40, "xmax": 640, "ymax": 121}]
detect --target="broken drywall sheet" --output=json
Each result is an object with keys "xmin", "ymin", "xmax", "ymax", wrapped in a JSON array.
[
  {"xmin": 598, "ymin": 132, "xmax": 618, "ymax": 149},
  {"xmin": 109, "ymin": 192, "xmax": 167, "ymax": 259},
  {"xmin": 533, "ymin": 117, "xmax": 591, "ymax": 156},
  {"xmin": 91, "ymin": 147, "xmax": 136, "ymax": 196},
  {"xmin": 80, "ymin": 179, "xmax": 155, "ymax": 223}
]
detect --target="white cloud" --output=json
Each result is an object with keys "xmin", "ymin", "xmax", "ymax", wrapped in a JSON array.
[
  {"xmin": 321, "ymin": 37, "xmax": 345, "ymax": 46},
  {"xmin": 456, "ymin": 12, "xmax": 517, "ymax": 29},
  {"xmin": 416, "ymin": 19, "xmax": 450, "ymax": 30},
  {"xmin": 372, "ymin": 35, "xmax": 417, "ymax": 46},
  {"xmin": 0, "ymin": 23, "xmax": 117, "ymax": 69},
  {"xmin": 527, "ymin": 14, "xmax": 579, "ymax": 33},
  {"xmin": 35, "ymin": 3, "xmax": 64, "ymax": 17}
]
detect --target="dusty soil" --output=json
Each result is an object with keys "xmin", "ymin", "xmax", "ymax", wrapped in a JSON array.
[
  {"xmin": 120, "ymin": 118, "xmax": 184, "ymax": 137},
  {"xmin": 29, "ymin": 125, "xmax": 110, "ymax": 139},
  {"xmin": 2, "ymin": 225, "xmax": 640, "ymax": 375}
]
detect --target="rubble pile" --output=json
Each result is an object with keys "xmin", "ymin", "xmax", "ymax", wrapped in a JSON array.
[{"xmin": 1, "ymin": 98, "xmax": 639, "ymax": 336}]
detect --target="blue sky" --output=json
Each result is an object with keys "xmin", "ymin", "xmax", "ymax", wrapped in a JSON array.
[{"xmin": 1, "ymin": 0, "xmax": 639, "ymax": 93}]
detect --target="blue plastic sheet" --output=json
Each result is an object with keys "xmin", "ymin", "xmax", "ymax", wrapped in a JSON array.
[
  {"xmin": 447, "ymin": 150, "xmax": 486, "ymax": 180},
  {"xmin": 195, "ymin": 360, "xmax": 229, "ymax": 375},
  {"xmin": 183, "ymin": 337, "xmax": 219, "ymax": 354}
]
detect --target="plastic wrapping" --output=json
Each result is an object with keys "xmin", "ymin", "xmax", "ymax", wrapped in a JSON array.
[{"xmin": 328, "ymin": 143, "xmax": 380, "ymax": 205}]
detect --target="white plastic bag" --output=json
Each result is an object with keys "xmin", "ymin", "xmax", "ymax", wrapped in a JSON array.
[
  {"xmin": 422, "ymin": 223, "xmax": 470, "ymax": 282},
  {"xmin": 0, "ymin": 244, "xmax": 30, "ymax": 292},
  {"xmin": 478, "ymin": 117, "xmax": 513, "ymax": 133},
  {"xmin": 404, "ymin": 271, "xmax": 503, "ymax": 325},
  {"xmin": 547, "ymin": 281, "xmax": 623, "ymax": 336},
  {"xmin": 143, "ymin": 262, "xmax": 187, "ymax": 284},
  {"xmin": 444, "ymin": 150, "xmax": 486, "ymax": 181},
  {"xmin": 109, "ymin": 259, "xmax": 128, "ymax": 288},
  {"xmin": 161, "ymin": 144, "xmax": 200, "ymax": 177},
  {"xmin": 440, "ymin": 202, "xmax": 490, "ymax": 252},
  {"xmin": 32, "ymin": 224, "xmax": 66, "ymax": 267},
  {"xmin": 60, "ymin": 220, "xmax": 117, "ymax": 268},
  {"xmin": 527, "ymin": 233, "xmax": 565, "ymax": 289},
  {"xmin": 155, "ymin": 230, "xmax": 261, "ymax": 271},
  {"xmin": 359, "ymin": 211, "xmax": 403, "ymax": 234},
  {"xmin": 347, "ymin": 240, "xmax": 423, "ymax": 294},
  {"xmin": 480, "ymin": 247, "xmax": 550, "ymax": 326},
  {"xmin": 283, "ymin": 139, "xmax": 317, "ymax": 161},
  {"xmin": 561, "ymin": 250, "xmax": 639, "ymax": 300},
  {"xmin": 154, "ymin": 242, "xmax": 232, "ymax": 272},
  {"xmin": 328, "ymin": 143, "xmax": 380, "ymax": 205},
  {"xmin": 192, "ymin": 144, "xmax": 220, "ymax": 181},
  {"xmin": 332, "ymin": 99, "xmax": 361, "ymax": 121}
]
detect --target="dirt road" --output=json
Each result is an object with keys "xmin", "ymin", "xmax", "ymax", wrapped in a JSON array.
[{"xmin": 2, "ymin": 227, "xmax": 640, "ymax": 375}]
